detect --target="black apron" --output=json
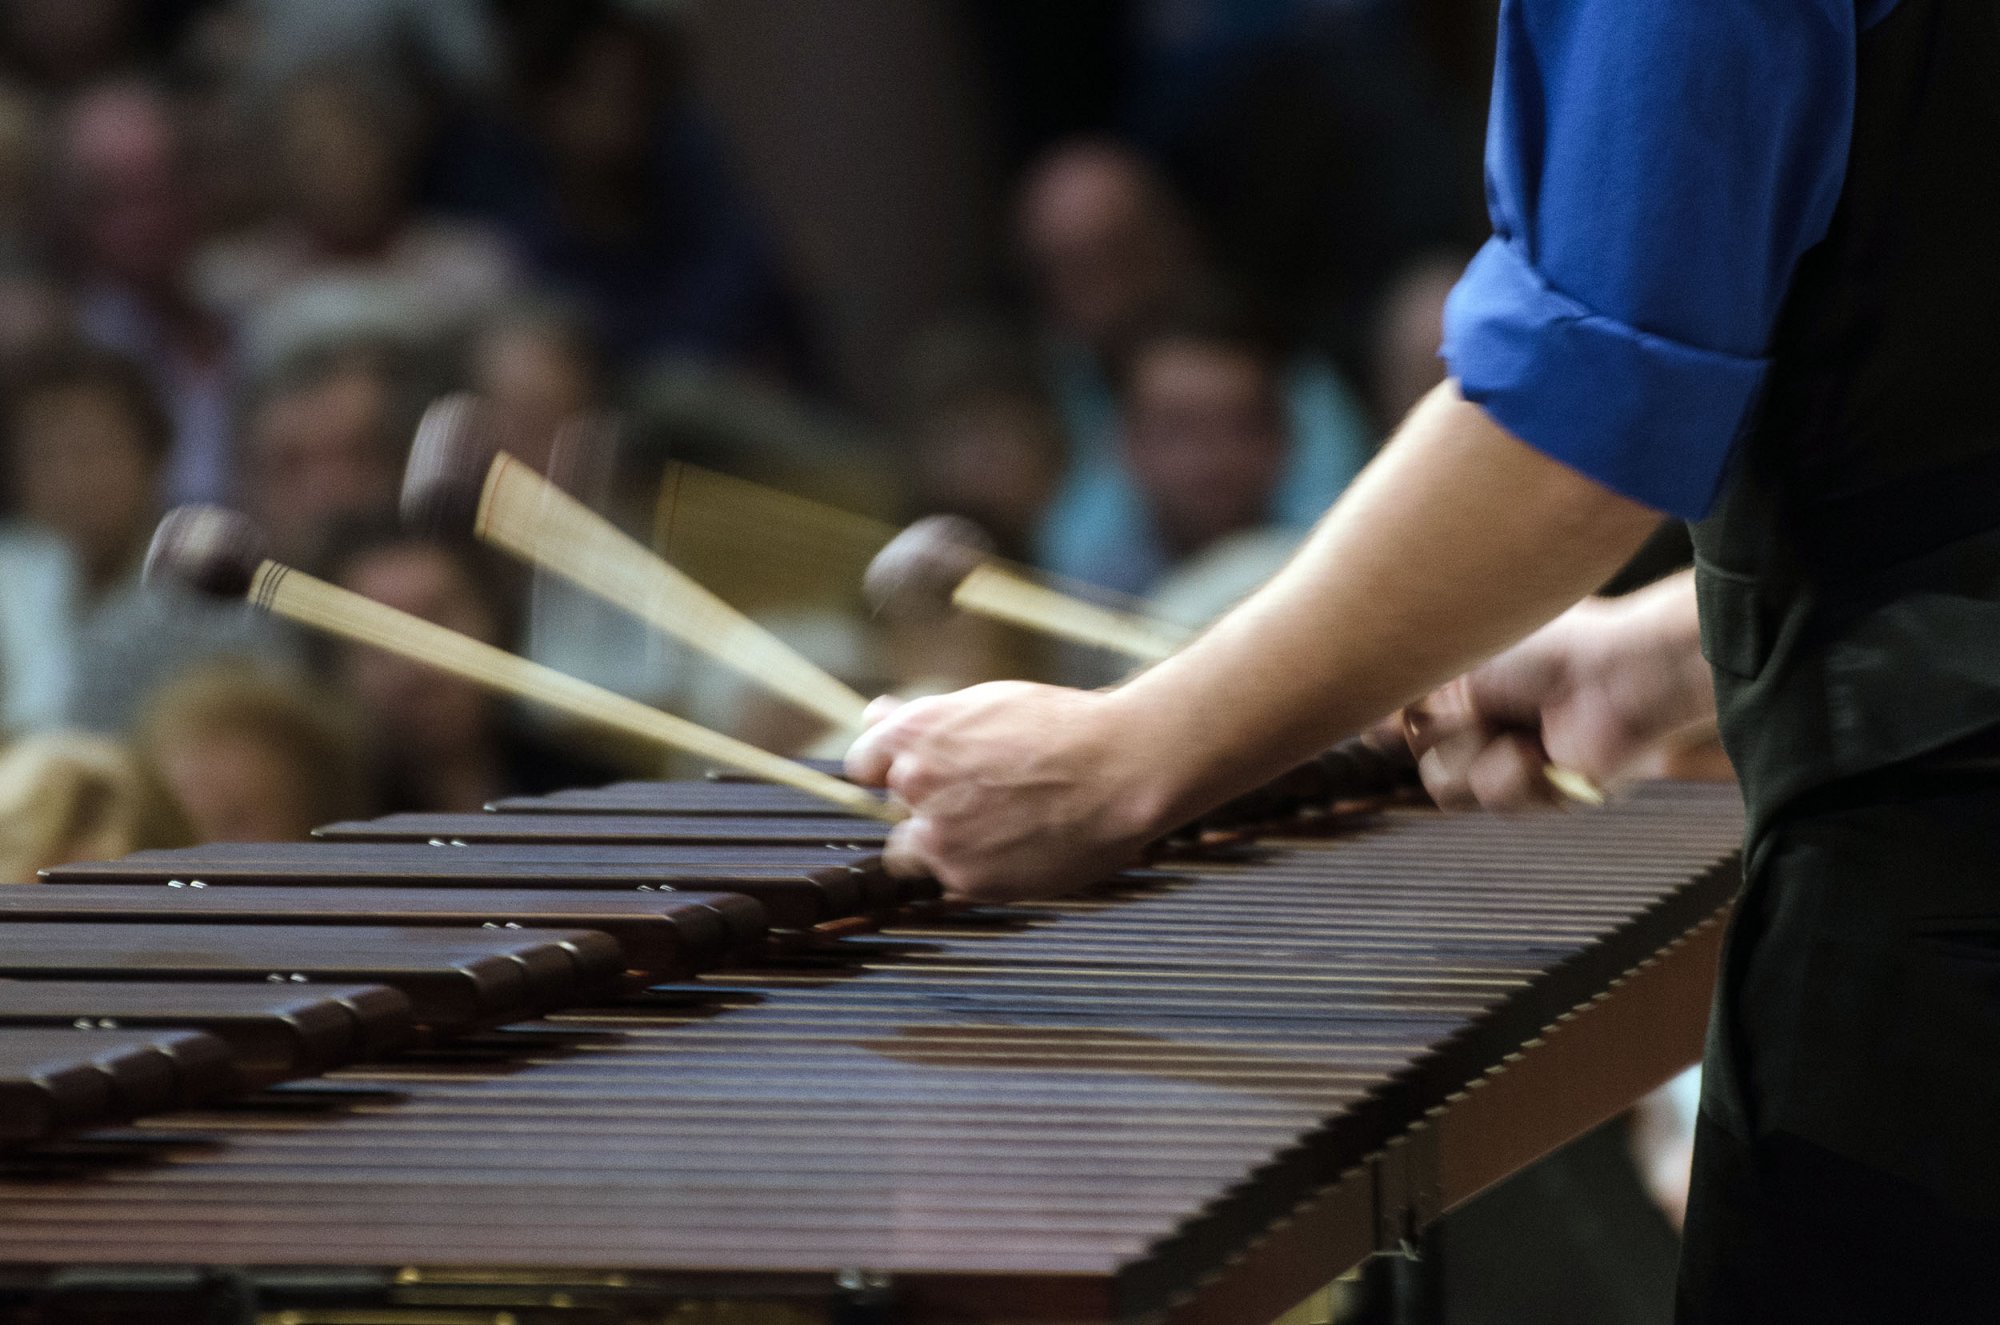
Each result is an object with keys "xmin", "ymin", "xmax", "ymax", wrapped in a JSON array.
[{"xmin": 1678, "ymin": 1, "xmax": 2000, "ymax": 1319}]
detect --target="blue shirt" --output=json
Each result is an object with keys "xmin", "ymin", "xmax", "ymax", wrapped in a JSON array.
[{"xmin": 1443, "ymin": 0, "xmax": 1901, "ymax": 519}]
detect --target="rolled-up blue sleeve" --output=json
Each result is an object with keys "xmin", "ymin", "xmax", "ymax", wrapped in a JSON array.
[{"xmin": 1443, "ymin": 1, "xmax": 1877, "ymax": 519}]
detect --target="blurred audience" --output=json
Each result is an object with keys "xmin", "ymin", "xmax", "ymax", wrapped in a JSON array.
[
  {"xmin": 237, "ymin": 335, "xmax": 422, "ymax": 566},
  {"xmin": 0, "ymin": 83, "xmax": 44, "ymax": 262},
  {"xmin": 0, "ymin": 344, "xmax": 282, "ymax": 734},
  {"xmin": 896, "ymin": 318, "xmax": 1064, "ymax": 562},
  {"xmin": 55, "ymin": 79, "xmax": 236, "ymax": 504},
  {"xmin": 0, "ymin": 0, "xmax": 145, "ymax": 96},
  {"xmin": 5, "ymin": 345, "xmax": 165, "ymax": 594},
  {"xmin": 1166, "ymin": 0, "xmax": 1492, "ymax": 373},
  {"xmin": 1367, "ymin": 250, "xmax": 1465, "ymax": 430},
  {"xmin": 0, "ymin": 261, "xmax": 74, "ymax": 365},
  {"xmin": 138, "ymin": 660, "xmax": 368, "ymax": 843},
  {"xmin": 198, "ymin": 66, "xmax": 517, "ymax": 347},
  {"xmin": 316, "ymin": 518, "xmax": 615, "ymax": 815},
  {"xmin": 1014, "ymin": 139, "xmax": 1374, "ymax": 587},
  {"xmin": 462, "ymin": 299, "xmax": 609, "ymax": 477},
  {"xmin": 234, "ymin": 0, "xmax": 496, "ymax": 102},
  {"xmin": 0, "ymin": 731, "xmax": 193, "ymax": 883},
  {"xmin": 1095, "ymin": 290, "xmax": 1302, "ymax": 614},
  {"xmin": 432, "ymin": 1, "xmax": 796, "ymax": 373}
]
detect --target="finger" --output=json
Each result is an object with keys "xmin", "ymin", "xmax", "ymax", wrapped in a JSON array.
[
  {"xmin": 1466, "ymin": 731, "xmax": 1564, "ymax": 811},
  {"xmin": 863, "ymin": 693, "xmax": 905, "ymax": 726},
  {"xmin": 844, "ymin": 712, "xmax": 908, "ymax": 786},
  {"xmin": 1417, "ymin": 733, "xmax": 1484, "ymax": 812},
  {"xmin": 1362, "ymin": 712, "xmax": 1410, "ymax": 756},
  {"xmin": 845, "ymin": 693, "xmax": 950, "ymax": 785},
  {"xmin": 880, "ymin": 817, "xmax": 936, "ymax": 880},
  {"xmin": 1403, "ymin": 678, "xmax": 1482, "ymax": 757},
  {"xmin": 885, "ymin": 749, "xmax": 940, "ymax": 803}
]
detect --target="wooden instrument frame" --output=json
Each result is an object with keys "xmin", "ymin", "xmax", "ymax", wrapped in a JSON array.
[{"xmin": 0, "ymin": 785, "xmax": 1741, "ymax": 1325}]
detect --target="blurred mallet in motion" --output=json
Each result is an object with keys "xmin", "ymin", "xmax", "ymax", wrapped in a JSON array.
[
  {"xmin": 144, "ymin": 505, "xmax": 896, "ymax": 821},
  {"xmin": 402, "ymin": 395, "xmax": 871, "ymax": 735},
  {"xmin": 864, "ymin": 514, "xmax": 1190, "ymax": 662}
]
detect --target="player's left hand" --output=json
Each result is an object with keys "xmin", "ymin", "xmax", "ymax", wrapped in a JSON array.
[{"xmin": 845, "ymin": 682, "xmax": 1172, "ymax": 903}]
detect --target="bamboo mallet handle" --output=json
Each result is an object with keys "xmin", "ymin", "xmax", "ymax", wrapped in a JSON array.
[
  {"xmin": 406, "ymin": 398, "xmax": 870, "ymax": 732},
  {"xmin": 146, "ymin": 507, "xmax": 895, "ymax": 821},
  {"xmin": 950, "ymin": 565, "xmax": 1187, "ymax": 663},
  {"xmin": 864, "ymin": 514, "xmax": 1192, "ymax": 661}
]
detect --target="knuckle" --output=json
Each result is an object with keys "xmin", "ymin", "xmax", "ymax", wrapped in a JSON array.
[
  {"xmin": 1418, "ymin": 748, "xmax": 1474, "ymax": 812},
  {"xmin": 887, "ymin": 751, "xmax": 939, "ymax": 800}
]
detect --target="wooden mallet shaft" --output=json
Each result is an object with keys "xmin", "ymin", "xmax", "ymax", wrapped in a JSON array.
[
  {"xmin": 864, "ymin": 513, "xmax": 1193, "ymax": 659},
  {"xmin": 246, "ymin": 561, "xmax": 895, "ymax": 821},
  {"xmin": 475, "ymin": 454, "xmax": 870, "ymax": 731},
  {"xmin": 951, "ymin": 565, "xmax": 1188, "ymax": 663},
  {"xmin": 406, "ymin": 400, "xmax": 870, "ymax": 732}
]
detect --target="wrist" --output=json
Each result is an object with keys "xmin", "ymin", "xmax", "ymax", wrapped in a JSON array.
[{"xmin": 1098, "ymin": 678, "xmax": 1217, "ymax": 838}]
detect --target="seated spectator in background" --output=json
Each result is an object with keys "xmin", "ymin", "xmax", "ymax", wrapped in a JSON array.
[
  {"xmin": 232, "ymin": 0, "xmax": 496, "ymax": 103},
  {"xmin": 317, "ymin": 519, "xmax": 617, "ymax": 814},
  {"xmin": 463, "ymin": 299, "xmax": 608, "ymax": 477},
  {"xmin": 0, "ymin": 0, "xmax": 143, "ymax": 96},
  {"xmin": 1096, "ymin": 292, "xmax": 1299, "ymax": 609},
  {"xmin": 0, "ymin": 344, "xmax": 283, "ymax": 734},
  {"xmin": 872, "ymin": 320, "xmax": 1069, "ymax": 694},
  {"xmin": 0, "ymin": 731, "xmax": 193, "ymax": 883},
  {"xmin": 238, "ymin": 335, "xmax": 422, "ymax": 566},
  {"xmin": 0, "ymin": 83, "xmax": 44, "ymax": 264},
  {"xmin": 896, "ymin": 318, "xmax": 1065, "ymax": 562},
  {"xmin": 0, "ymin": 260, "xmax": 74, "ymax": 365},
  {"xmin": 1014, "ymin": 138, "xmax": 1374, "ymax": 584},
  {"xmin": 1365, "ymin": 250, "xmax": 1465, "ymax": 432},
  {"xmin": 138, "ymin": 661, "xmax": 368, "ymax": 843},
  {"xmin": 198, "ymin": 66, "xmax": 517, "ymax": 346},
  {"xmin": 431, "ymin": 0, "xmax": 795, "ymax": 373},
  {"xmin": 461, "ymin": 304, "xmax": 702, "ymax": 719},
  {"xmin": 55, "ymin": 80, "xmax": 236, "ymax": 505}
]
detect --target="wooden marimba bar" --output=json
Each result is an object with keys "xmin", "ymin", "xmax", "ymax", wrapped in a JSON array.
[{"xmin": 0, "ymin": 772, "xmax": 1741, "ymax": 1325}]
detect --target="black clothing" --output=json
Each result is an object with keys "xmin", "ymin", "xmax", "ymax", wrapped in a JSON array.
[
  {"xmin": 1683, "ymin": 0, "xmax": 2000, "ymax": 1317},
  {"xmin": 1691, "ymin": 0, "xmax": 2000, "ymax": 835},
  {"xmin": 1679, "ymin": 770, "xmax": 2000, "ymax": 1322}
]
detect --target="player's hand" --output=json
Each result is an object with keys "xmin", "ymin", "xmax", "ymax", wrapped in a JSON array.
[
  {"xmin": 1404, "ymin": 585, "xmax": 1715, "ymax": 811},
  {"xmin": 845, "ymin": 682, "xmax": 1172, "ymax": 903}
]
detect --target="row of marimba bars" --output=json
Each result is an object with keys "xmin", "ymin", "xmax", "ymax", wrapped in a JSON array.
[
  {"xmin": 0, "ymin": 749, "xmax": 1411, "ymax": 1138},
  {"xmin": 0, "ymin": 778, "xmax": 1744, "ymax": 1323},
  {"xmin": 0, "ymin": 777, "xmax": 927, "ymax": 1142}
]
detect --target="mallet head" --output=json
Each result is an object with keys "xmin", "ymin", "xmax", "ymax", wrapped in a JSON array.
[
  {"xmin": 144, "ymin": 505, "xmax": 269, "ymax": 600},
  {"xmin": 862, "ymin": 514, "xmax": 997, "ymax": 621}
]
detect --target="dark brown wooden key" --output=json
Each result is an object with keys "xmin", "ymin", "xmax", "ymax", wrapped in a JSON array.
[
  {"xmin": 0, "ymin": 981, "xmax": 412, "ymax": 1081},
  {"xmin": 489, "ymin": 780, "xmax": 885, "ymax": 817},
  {"xmin": 312, "ymin": 812, "xmax": 893, "ymax": 848},
  {"xmin": 0, "ymin": 924, "xmax": 623, "ymax": 1031},
  {"xmin": 0, "ymin": 1026, "xmax": 238, "ymax": 1142},
  {"xmin": 707, "ymin": 757, "xmax": 848, "ymax": 780},
  {"xmin": 0, "ymin": 887, "xmax": 765, "ymax": 978},
  {"xmin": 56, "ymin": 844, "xmax": 909, "ymax": 924}
]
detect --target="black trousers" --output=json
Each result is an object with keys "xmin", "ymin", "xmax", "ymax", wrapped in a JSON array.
[{"xmin": 1677, "ymin": 773, "xmax": 2000, "ymax": 1323}]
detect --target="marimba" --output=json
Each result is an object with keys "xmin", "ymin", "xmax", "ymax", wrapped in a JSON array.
[{"xmin": 0, "ymin": 772, "xmax": 1741, "ymax": 1324}]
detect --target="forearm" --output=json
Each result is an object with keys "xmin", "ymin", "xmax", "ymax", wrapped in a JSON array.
[{"xmin": 1111, "ymin": 382, "xmax": 1663, "ymax": 826}]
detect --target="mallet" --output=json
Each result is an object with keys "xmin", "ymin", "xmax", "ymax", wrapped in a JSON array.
[
  {"xmin": 144, "ymin": 506, "xmax": 896, "ymax": 822},
  {"xmin": 864, "ymin": 515, "xmax": 1191, "ymax": 662},
  {"xmin": 403, "ymin": 396, "xmax": 871, "ymax": 733}
]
